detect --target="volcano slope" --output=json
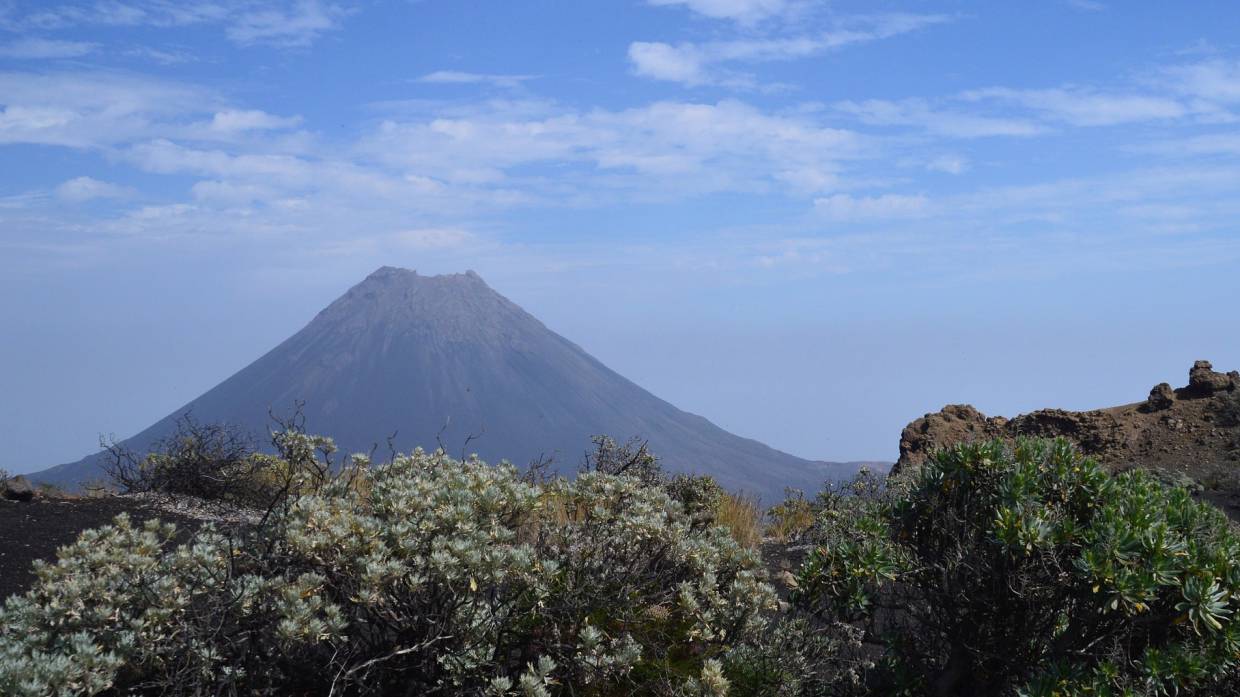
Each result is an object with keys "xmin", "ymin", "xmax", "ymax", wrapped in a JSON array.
[
  {"xmin": 31, "ymin": 267, "xmax": 867, "ymax": 502},
  {"xmin": 895, "ymin": 360, "xmax": 1240, "ymax": 518}
]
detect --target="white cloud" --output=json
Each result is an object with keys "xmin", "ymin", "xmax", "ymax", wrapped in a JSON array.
[
  {"xmin": 838, "ymin": 82, "xmax": 1195, "ymax": 136},
  {"xmin": 0, "ymin": 37, "xmax": 95, "ymax": 59},
  {"xmin": 418, "ymin": 71, "xmax": 535, "ymax": 89},
  {"xmin": 836, "ymin": 98, "xmax": 1044, "ymax": 138},
  {"xmin": 647, "ymin": 0, "xmax": 794, "ymax": 24},
  {"xmin": 1138, "ymin": 133, "xmax": 1240, "ymax": 157},
  {"xmin": 1163, "ymin": 60, "xmax": 1240, "ymax": 104},
  {"xmin": 0, "ymin": 71, "xmax": 216, "ymax": 147},
  {"xmin": 629, "ymin": 14, "xmax": 951, "ymax": 86},
  {"xmin": 191, "ymin": 180, "xmax": 279, "ymax": 205},
  {"xmin": 963, "ymin": 87, "xmax": 1187, "ymax": 126},
  {"xmin": 55, "ymin": 177, "xmax": 134, "ymax": 202},
  {"xmin": 208, "ymin": 109, "xmax": 303, "ymax": 133},
  {"xmin": 628, "ymin": 42, "xmax": 709, "ymax": 85},
  {"xmin": 359, "ymin": 98, "xmax": 864, "ymax": 198},
  {"xmin": 1065, "ymin": 0, "xmax": 1106, "ymax": 11},
  {"xmin": 0, "ymin": 1, "xmax": 346, "ymax": 48},
  {"xmin": 226, "ymin": 1, "xmax": 348, "ymax": 48},
  {"xmin": 813, "ymin": 193, "xmax": 931, "ymax": 222},
  {"xmin": 926, "ymin": 155, "xmax": 967, "ymax": 174}
]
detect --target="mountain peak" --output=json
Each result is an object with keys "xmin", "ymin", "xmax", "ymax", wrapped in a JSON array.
[
  {"xmin": 313, "ymin": 267, "xmax": 529, "ymax": 346},
  {"xmin": 362, "ymin": 266, "xmax": 488, "ymax": 286},
  {"xmin": 32, "ymin": 268, "xmax": 856, "ymax": 500}
]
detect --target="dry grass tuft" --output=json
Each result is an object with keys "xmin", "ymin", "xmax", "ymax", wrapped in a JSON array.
[
  {"xmin": 765, "ymin": 497, "xmax": 815, "ymax": 543},
  {"xmin": 715, "ymin": 492, "xmax": 763, "ymax": 549}
]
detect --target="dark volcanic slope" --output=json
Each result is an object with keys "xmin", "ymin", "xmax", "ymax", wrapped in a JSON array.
[{"xmin": 34, "ymin": 267, "xmax": 860, "ymax": 500}]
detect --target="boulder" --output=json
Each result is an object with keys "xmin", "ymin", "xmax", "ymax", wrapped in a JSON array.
[
  {"xmin": 3, "ymin": 475, "xmax": 34, "ymax": 502},
  {"xmin": 1188, "ymin": 360, "xmax": 1234, "ymax": 396},
  {"xmin": 893, "ymin": 404, "xmax": 1000, "ymax": 475},
  {"xmin": 1145, "ymin": 382, "xmax": 1175, "ymax": 411}
]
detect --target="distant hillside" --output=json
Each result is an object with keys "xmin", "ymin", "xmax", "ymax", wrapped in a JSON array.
[
  {"xmin": 895, "ymin": 360, "xmax": 1240, "ymax": 517},
  {"xmin": 32, "ymin": 267, "xmax": 873, "ymax": 501}
]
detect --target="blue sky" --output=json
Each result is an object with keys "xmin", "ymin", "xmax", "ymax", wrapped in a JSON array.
[{"xmin": 2, "ymin": 0, "xmax": 1239, "ymax": 473}]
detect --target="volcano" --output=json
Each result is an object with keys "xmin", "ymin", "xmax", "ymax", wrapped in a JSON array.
[{"xmin": 33, "ymin": 267, "xmax": 867, "ymax": 500}]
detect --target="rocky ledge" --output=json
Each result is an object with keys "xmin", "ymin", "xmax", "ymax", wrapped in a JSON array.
[{"xmin": 894, "ymin": 360, "xmax": 1240, "ymax": 518}]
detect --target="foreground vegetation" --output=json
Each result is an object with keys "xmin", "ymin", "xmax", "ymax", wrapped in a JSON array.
[{"xmin": 2, "ymin": 425, "xmax": 1239, "ymax": 695}]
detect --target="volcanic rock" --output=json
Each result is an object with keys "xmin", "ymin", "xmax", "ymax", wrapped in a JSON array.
[
  {"xmin": 1146, "ymin": 383, "xmax": 1175, "ymax": 411},
  {"xmin": 2, "ymin": 475, "xmax": 34, "ymax": 502},
  {"xmin": 893, "ymin": 360, "xmax": 1240, "ymax": 518}
]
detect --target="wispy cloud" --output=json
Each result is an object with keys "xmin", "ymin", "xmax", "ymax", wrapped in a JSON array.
[
  {"xmin": 225, "ymin": 1, "xmax": 348, "ymax": 48},
  {"xmin": 0, "ymin": 70, "xmax": 216, "ymax": 147},
  {"xmin": 358, "ymin": 98, "xmax": 864, "ymax": 198},
  {"xmin": 813, "ymin": 193, "xmax": 931, "ymax": 222},
  {"xmin": 0, "ymin": 1, "xmax": 348, "ymax": 48},
  {"xmin": 646, "ymin": 0, "xmax": 797, "ymax": 25},
  {"xmin": 835, "ymin": 64, "xmax": 1234, "ymax": 137},
  {"xmin": 55, "ymin": 176, "xmax": 134, "ymax": 202},
  {"xmin": 1162, "ymin": 59, "xmax": 1240, "ymax": 103},
  {"xmin": 207, "ymin": 109, "xmax": 303, "ymax": 133},
  {"xmin": 417, "ymin": 71, "xmax": 536, "ymax": 89},
  {"xmin": 629, "ymin": 14, "xmax": 951, "ymax": 87},
  {"xmin": 0, "ymin": 37, "xmax": 95, "ymax": 59},
  {"xmin": 835, "ymin": 98, "xmax": 1044, "ymax": 138},
  {"xmin": 961, "ymin": 87, "xmax": 1187, "ymax": 126}
]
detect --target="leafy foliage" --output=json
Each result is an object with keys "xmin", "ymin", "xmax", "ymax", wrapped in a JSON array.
[
  {"xmin": 1, "ymin": 430, "xmax": 776, "ymax": 696},
  {"xmin": 7, "ymin": 429, "xmax": 1240, "ymax": 696},
  {"xmin": 794, "ymin": 438, "xmax": 1240, "ymax": 696}
]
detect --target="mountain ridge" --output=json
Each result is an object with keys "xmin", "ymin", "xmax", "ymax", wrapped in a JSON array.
[{"xmin": 894, "ymin": 360, "xmax": 1240, "ymax": 518}]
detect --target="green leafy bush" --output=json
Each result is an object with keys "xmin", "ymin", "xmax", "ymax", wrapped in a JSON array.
[
  {"xmin": 0, "ymin": 435, "xmax": 776, "ymax": 696},
  {"xmin": 794, "ymin": 438, "xmax": 1240, "ymax": 696}
]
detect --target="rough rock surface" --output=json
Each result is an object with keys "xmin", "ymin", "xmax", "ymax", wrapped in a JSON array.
[
  {"xmin": 2, "ymin": 475, "xmax": 34, "ymax": 502},
  {"xmin": 894, "ymin": 361, "xmax": 1240, "ymax": 518}
]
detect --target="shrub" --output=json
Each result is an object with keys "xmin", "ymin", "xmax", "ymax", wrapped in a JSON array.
[
  {"xmin": 582, "ymin": 434, "xmax": 663, "ymax": 486},
  {"xmin": 793, "ymin": 438, "xmax": 1240, "ymax": 696},
  {"xmin": 766, "ymin": 492, "xmax": 815, "ymax": 544},
  {"xmin": 103, "ymin": 413, "xmax": 335, "ymax": 513},
  {"xmin": 0, "ymin": 435, "xmax": 777, "ymax": 696}
]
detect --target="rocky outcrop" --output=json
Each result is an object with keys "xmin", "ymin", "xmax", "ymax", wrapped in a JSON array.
[
  {"xmin": 2, "ymin": 475, "xmax": 34, "ymax": 502},
  {"xmin": 897, "ymin": 405, "xmax": 1006, "ymax": 472},
  {"xmin": 1187, "ymin": 360, "xmax": 1240, "ymax": 397},
  {"xmin": 893, "ymin": 360, "xmax": 1240, "ymax": 517},
  {"xmin": 1146, "ymin": 383, "xmax": 1175, "ymax": 411}
]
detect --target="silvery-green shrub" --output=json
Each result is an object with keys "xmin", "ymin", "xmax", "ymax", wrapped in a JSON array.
[{"xmin": 0, "ymin": 440, "xmax": 776, "ymax": 696}]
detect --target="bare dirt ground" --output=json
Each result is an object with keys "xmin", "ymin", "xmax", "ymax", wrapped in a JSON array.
[{"xmin": 0, "ymin": 496, "xmax": 201, "ymax": 601}]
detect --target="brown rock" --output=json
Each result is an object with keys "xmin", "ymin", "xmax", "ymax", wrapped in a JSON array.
[
  {"xmin": 1146, "ymin": 383, "xmax": 1175, "ymax": 411},
  {"xmin": 893, "ymin": 404, "xmax": 1001, "ymax": 475},
  {"xmin": 891, "ymin": 360, "xmax": 1240, "ymax": 520},
  {"xmin": 1189, "ymin": 360, "xmax": 1233, "ymax": 396}
]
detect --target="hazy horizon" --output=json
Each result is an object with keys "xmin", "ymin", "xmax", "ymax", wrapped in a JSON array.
[{"xmin": 3, "ymin": 1, "xmax": 1240, "ymax": 473}]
